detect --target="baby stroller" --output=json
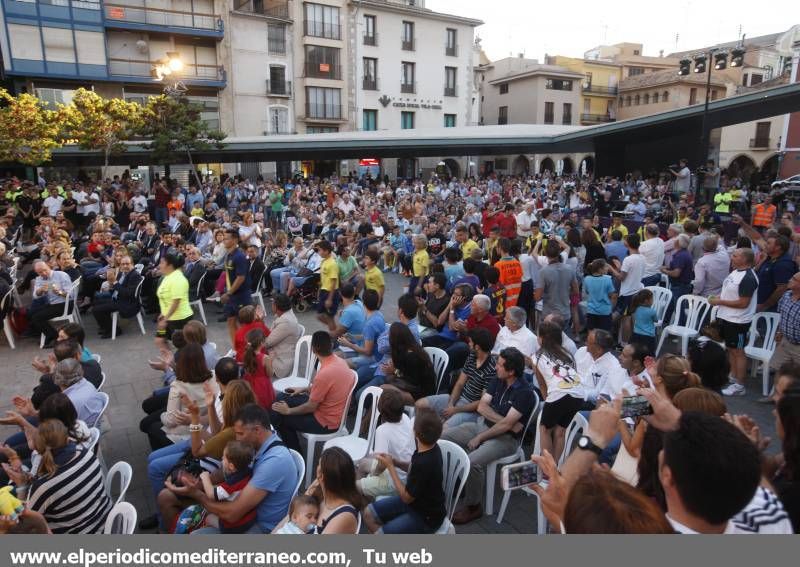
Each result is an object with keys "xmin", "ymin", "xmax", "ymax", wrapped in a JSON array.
[{"xmin": 292, "ymin": 273, "xmax": 320, "ymax": 313}]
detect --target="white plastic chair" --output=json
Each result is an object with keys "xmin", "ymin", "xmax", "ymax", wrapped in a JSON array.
[
  {"xmin": 709, "ymin": 305, "xmax": 719, "ymax": 322},
  {"xmin": 655, "ymin": 295, "xmax": 710, "ymax": 356},
  {"xmin": 273, "ymin": 335, "xmax": 317, "ymax": 393},
  {"xmin": 558, "ymin": 412, "xmax": 589, "ymax": 467},
  {"xmin": 485, "ymin": 392, "xmax": 540, "ymax": 516},
  {"xmin": 91, "ymin": 353, "xmax": 102, "ymax": 363},
  {"xmin": 97, "ymin": 372, "xmax": 107, "ymax": 391},
  {"xmin": 40, "ymin": 277, "xmax": 81, "ymax": 348},
  {"xmin": 86, "ymin": 427, "xmax": 101, "ymax": 453},
  {"xmin": 299, "ymin": 370, "xmax": 358, "ymax": 487},
  {"xmin": 90, "ymin": 391, "xmax": 110, "ymax": 429},
  {"xmin": 323, "ymin": 386, "xmax": 383, "ymax": 461},
  {"xmin": 2, "ymin": 289, "xmax": 15, "ymax": 349},
  {"xmin": 424, "ymin": 346, "xmax": 449, "ymax": 394},
  {"xmin": 495, "ymin": 413, "xmax": 544, "ymax": 529},
  {"xmin": 134, "ymin": 264, "xmax": 144, "ymax": 275},
  {"xmin": 111, "ymin": 278, "xmax": 146, "ymax": 340},
  {"xmin": 105, "ymin": 461, "xmax": 133, "ymax": 506},
  {"xmin": 644, "ymin": 286, "xmax": 673, "ymax": 331},
  {"xmin": 289, "ymin": 449, "xmax": 305, "ymax": 499},
  {"xmin": 744, "ymin": 312, "xmax": 781, "ymax": 396},
  {"xmin": 434, "ymin": 439, "xmax": 471, "ymax": 534},
  {"xmin": 659, "ymin": 273, "xmax": 671, "ymax": 289},
  {"xmin": 104, "ymin": 502, "xmax": 137, "ymax": 534},
  {"xmin": 252, "ymin": 271, "xmax": 267, "ymax": 313},
  {"xmin": 189, "ymin": 272, "xmax": 208, "ymax": 325}
]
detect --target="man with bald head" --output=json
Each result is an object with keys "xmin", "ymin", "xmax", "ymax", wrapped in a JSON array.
[
  {"xmin": 27, "ymin": 260, "xmax": 74, "ymax": 348},
  {"xmin": 692, "ymin": 235, "xmax": 730, "ymax": 297}
]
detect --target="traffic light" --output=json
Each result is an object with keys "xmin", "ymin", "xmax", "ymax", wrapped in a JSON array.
[
  {"xmin": 678, "ymin": 59, "xmax": 692, "ymax": 76},
  {"xmin": 693, "ymin": 55, "xmax": 707, "ymax": 74},
  {"xmin": 730, "ymin": 48, "xmax": 745, "ymax": 67},
  {"xmin": 714, "ymin": 52, "xmax": 728, "ymax": 70}
]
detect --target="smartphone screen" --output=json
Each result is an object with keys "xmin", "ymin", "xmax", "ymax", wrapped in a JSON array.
[
  {"xmin": 620, "ymin": 395, "xmax": 653, "ymax": 419},
  {"xmin": 502, "ymin": 462, "xmax": 538, "ymax": 491}
]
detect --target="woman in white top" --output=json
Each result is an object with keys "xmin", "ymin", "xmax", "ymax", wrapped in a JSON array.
[
  {"xmin": 534, "ymin": 321, "xmax": 586, "ymax": 461},
  {"xmin": 238, "ymin": 211, "xmax": 263, "ymax": 249}
]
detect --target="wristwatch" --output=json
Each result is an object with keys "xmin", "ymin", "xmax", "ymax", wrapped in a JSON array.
[{"xmin": 577, "ymin": 435, "xmax": 604, "ymax": 456}]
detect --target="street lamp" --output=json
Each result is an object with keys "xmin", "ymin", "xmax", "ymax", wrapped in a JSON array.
[{"xmin": 152, "ymin": 51, "xmax": 187, "ymax": 98}]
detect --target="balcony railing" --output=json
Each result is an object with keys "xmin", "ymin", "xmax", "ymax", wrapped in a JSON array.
[
  {"xmin": 268, "ymin": 39, "xmax": 287, "ymax": 56},
  {"xmin": 400, "ymin": 82, "xmax": 416, "ymax": 94},
  {"xmin": 104, "ymin": 4, "xmax": 223, "ymax": 33},
  {"xmin": 304, "ymin": 20, "xmax": 341, "ymax": 40},
  {"xmin": 304, "ymin": 62, "xmax": 342, "ymax": 80},
  {"xmin": 582, "ymin": 84, "xmax": 618, "ymax": 95},
  {"xmin": 363, "ymin": 77, "xmax": 378, "ymax": 91},
  {"xmin": 266, "ymin": 80, "xmax": 291, "ymax": 96},
  {"xmin": 401, "ymin": 38, "xmax": 415, "ymax": 51},
  {"xmin": 108, "ymin": 58, "xmax": 226, "ymax": 81},
  {"xmin": 233, "ymin": 1, "xmax": 290, "ymax": 19},
  {"xmin": 445, "ymin": 45, "xmax": 458, "ymax": 57},
  {"xmin": 749, "ymin": 137, "xmax": 773, "ymax": 149},
  {"xmin": 305, "ymin": 103, "xmax": 343, "ymax": 120},
  {"xmin": 580, "ymin": 113, "xmax": 616, "ymax": 123},
  {"xmin": 497, "ymin": 116, "xmax": 508, "ymax": 125},
  {"xmin": 363, "ymin": 33, "xmax": 378, "ymax": 46},
  {"xmin": 444, "ymin": 86, "xmax": 456, "ymax": 97}
]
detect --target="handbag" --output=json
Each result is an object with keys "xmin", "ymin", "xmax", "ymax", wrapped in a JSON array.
[
  {"xmin": 296, "ymin": 267, "xmax": 315, "ymax": 278},
  {"xmin": 166, "ymin": 450, "xmax": 206, "ymax": 487}
]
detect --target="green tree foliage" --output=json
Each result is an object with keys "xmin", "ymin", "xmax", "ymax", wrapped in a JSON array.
[{"xmin": 0, "ymin": 88, "xmax": 69, "ymax": 165}]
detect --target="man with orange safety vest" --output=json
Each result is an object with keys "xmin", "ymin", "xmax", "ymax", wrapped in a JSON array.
[
  {"xmin": 751, "ymin": 197, "xmax": 778, "ymax": 232},
  {"xmin": 494, "ymin": 238, "xmax": 523, "ymax": 309}
]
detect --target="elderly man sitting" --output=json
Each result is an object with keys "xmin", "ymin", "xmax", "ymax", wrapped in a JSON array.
[
  {"xmin": 442, "ymin": 293, "xmax": 500, "ymax": 377},
  {"xmin": 492, "ymin": 306, "xmax": 538, "ymax": 380}
]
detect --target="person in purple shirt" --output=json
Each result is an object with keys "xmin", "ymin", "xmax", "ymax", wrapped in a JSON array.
[{"xmin": 661, "ymin": 234, "xmax": 694, "ymax": 324}]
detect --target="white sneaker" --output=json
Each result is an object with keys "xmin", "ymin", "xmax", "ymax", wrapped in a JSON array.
[
  {"xmin": 206, "ymin": 292, "xmax": 221, "ymax": 302},
  {"xmin": 722, "ymin": 382, "xmax": 746, "ymax": 397}
]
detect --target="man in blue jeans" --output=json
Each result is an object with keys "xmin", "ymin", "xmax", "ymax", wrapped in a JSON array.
[{"xmin": 139, "ymin": 357, "xmax": 239, "ymax": 531}]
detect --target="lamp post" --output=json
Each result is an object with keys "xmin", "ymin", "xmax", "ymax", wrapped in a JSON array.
[{"xmin": 152, "ymin": 51, "xmax": 186, "ymax": 99}]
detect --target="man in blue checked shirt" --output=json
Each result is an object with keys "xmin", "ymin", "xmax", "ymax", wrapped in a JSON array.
[{"xmin": 771, "ymin": 272, "xmax": 800, "ymax": 374}]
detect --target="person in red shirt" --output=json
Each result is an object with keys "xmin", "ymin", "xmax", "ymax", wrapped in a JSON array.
[
  {"xmin": 445, "ymin": 293, "xmax": 501, "ymax": 376},
  {"xmin": 495, "ymin": 204, "xmax": 518, "ymax": 240},
  {"xmin": 481, "ymin": 202, "xmax": 499, "ymax": 236},
  {"xmin": 241, "ymin": 328, "xmax": 276, "ymax": 408},
  {"xmin": 233, "ymin": 305, "xmax": 270, "ymax": 363}
]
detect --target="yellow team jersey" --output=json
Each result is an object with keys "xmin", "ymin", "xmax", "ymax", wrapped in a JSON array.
[
  {"xmin": 364, "ymin": 265, "xmax": 385, "ymax": 293},
  {"xmin": 413, "ymin": 249, "xmax": 430, "ymax": 277},
  {"xmin": 609, "ymin": 223, "xmax": 628, "ymax": 238},
  {"xmin": 320, "ymin": 256, "xmax": 339, "ymax": 291},
  {"xmin": 460, "ymin": 238, "xmax": 480, "ymax": 258}
]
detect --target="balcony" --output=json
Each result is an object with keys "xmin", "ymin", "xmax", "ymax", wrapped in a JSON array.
[
  {"xmin": 303, "ymin": 20, "xmax": 341, "ymax": 40},
  {"xmin": 582, "ymin": 84, "xmax": 618, "ymax": 96},
  {"xmin": 749, "ymin": 138, "xmax": 773, "ymax": 149},
  {"xmin": 266, "ymin": 80, "xmax": 291, "ymax": 97},
  {"xmin": 232, "ymin": 0, "xmax": 291, "ymax": 20},
  {"xmin": 363, "ymin": 33, "xmax": 378, "ymax": 46},
  {"xmin": 268, "ymin": 39, "xmax": 287, "ymax": 56},
  {"xmin": 108, "ymin": 58, "xmax": 226, "ymax": 86},
  {"xmin": 446, "ymin": 45, "xmax": 458, "ymax": 57},
  {"xmin": 402, "ymin": 38, "xmax": 415, "ymax": 51},
  {"xmin": 444, "ymin": 86, "xmax": 457, "ymax": 97},
  {"xmin": 103, "ymin": 4, "xmax": 224, "ymax": 39},
  {"xmin": 304, "ymin": 62, "xmax": 342, "ymax": 80},
  {"xmin": 401, "ymin": 82, "xmax": 416, "ymax": 94},
  {"xmin": 362, "ymin": 77, "xmax": 378, "ymax": 91},
  {"xmin": 305, "ymin": 103, "xmax": 343, "ymax": 121},
  {"xmin": 581, "ymin": 113, "xmax": 616, "ymax": 124}
]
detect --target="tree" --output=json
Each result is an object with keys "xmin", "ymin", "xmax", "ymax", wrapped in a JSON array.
[
  {"xmin": 65, "ymin": 88, "xmax": 144, "ymax": 180},
  {"xmin": 0, "ymin": 88, "xmax": 68, "ymax": 165},
  {"xmin": 137, "ymin": 95, "xmax": 225, "ymax": 189}
]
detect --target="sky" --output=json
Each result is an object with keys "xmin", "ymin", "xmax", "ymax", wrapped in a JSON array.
[{"xmin": 428, "ymin": 0, "xmax": 794, "ymax": 61}]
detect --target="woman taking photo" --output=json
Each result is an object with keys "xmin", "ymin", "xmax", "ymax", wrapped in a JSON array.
[
  {"xmin": 155, "ymin": 252, "xmax": 193, "ymax": 347},
  {"xmin": 381, "ymin": 322, "xmax": 437, "ymax": 406}
]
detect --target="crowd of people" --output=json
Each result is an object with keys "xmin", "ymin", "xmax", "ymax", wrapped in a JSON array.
[{"xmin": 0, "ymin": 162, "xmax": 799, "ymax": 535}]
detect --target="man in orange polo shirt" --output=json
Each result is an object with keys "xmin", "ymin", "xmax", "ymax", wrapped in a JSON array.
[{"xmin": 270, "ymin": 331, "xmax": 353, "ymax": 451}]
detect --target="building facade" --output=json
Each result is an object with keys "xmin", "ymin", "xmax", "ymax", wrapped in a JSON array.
[{"xmin": 546, "ymin": 55, "xmax": 620, "ymax": 125}]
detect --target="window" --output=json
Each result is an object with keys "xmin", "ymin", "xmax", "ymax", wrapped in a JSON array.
[
  {"xmin": 583, "ymin": 98, "xmax": 591, "ymax": 113},
  {"xmin": 446, "ymin": 28, "xmax": 457, "ymax": 56},
  {"xmin": 188, "ymin": 96, "xmax": 220, "ymax": 130},
  {"xmin": 401, "ymin": 111, "xmax": 415, "ymax": 129},
  {"xmin": 634, "ymin": 94, "xmax": 640, "ymax": 105},
  {"xmin": 662, "ymin": 90, "xmax": 669, "ymax": 102},
  {"xmin": 753, "ymin": 122, "xmax": 770, "ymax": 147},
  {"xmin": 363, "ymin": 57, "xmax": 377, "ymax": 90},
  {"xmin": 499, "ymin": 83, "xmax": 509, "ymax": 94},
  {"xmin": 307, "ymin": 126, "xmax": 338, "ymax": 133},
  {"xmin": 562, "ymin": 103, "xmax": 572, "ymax": 125},
  {"xmin": 629, "ymin": 67, "xmax": 645, "ymax": 76},
  {"xmin": 306, "ymin": 87, "xmax": 341, "ymax": 119},
  {"xmin": 689, "ymin": 88, "xmax": 697, "ymax": 105},
  {"xmin": 402, "ymin": 21, "xmax": 414, "ymax": 50},
  {"xmin": 42, "ymin": 27, "xmax": 75, "ymax": 63},
  {"xmin": 74, "ymin": 30, "xmax": 106, "ymax": 65},
  {"xmin": 8, "ymin": 24, "xmax": 42, "ymax": 60},
  {"xmin": 653, "ymin": 92, "xmax": 659, "ymax": 103},
  {"xmin": 268, "ymin": 23, "xmax": 286, "ymax": 55},
  {"xmin": 643, "ymin": 93, "xmax": 650, "ymax": 104},
  {"xmin": 544, "ymin": 102, "xmax": 554, "ymax": 124},
  {"xmin": 444, "ymin": 114, "xmax": 456, "ymax": 127},
  {"xmin": 545, "ymin": 79, "xmax": 573, "ymax": 91},
  {"xmin": 72, "ymin": 0, "xmax": 100, "ymax": 9},
  {"xmin": 742, "ymin": 73, "xmax": 749, "ymax": 86},
  {"xmin": 710, "ymin": 90, "xmax": 718, "ymax": 101},
  {"xmin": 444, "ymin": 67, "xmax": 457, "ymax": 96},
  {"xmin": 401, "ymin": 61, "xmax": 415, "ymax": 93},
  {"xmin": 498, "ymin": 106, "xmax": 508, "ymax": 125},
  {"xmin": 494, "ymin": 158, "xmax": 508, "ymax": 170},
  {"xmin": 363, "ymin": 109, "xmax": 378, "ymax": 131},
  {"xmin": 268, "ymin": 65, "xmax": 289, "ymax": 95},
  {"xmin": 305, "ymin": 45, "xmax": 341, "ymax": 79},
  {"xmin": 36, "ymin": 88, "xmax": 76, "ymax": 108},
  {"xmin": 268, "ymin": 106, "xmax": 290, "ymax": 134},
  {"xmin": 633, "ymin": 49, "xmax": 640, "ymax": 55},
  {"xmin": 584, "ymin": 72, "xmax": 593, "ymax": 88},
  {"xmin": 751, "ymin": 74, "xmax": 763, "ymax": 85},
  {"xmin": 363, "ymin": 15, "xmax": 376, "ymax": 45},
  {"xmin": 304, "ymin": 2, "xmax": 340, "ymax": 39}
]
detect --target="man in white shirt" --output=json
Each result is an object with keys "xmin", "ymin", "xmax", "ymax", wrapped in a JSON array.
[
  {"xmin": 609, "ymin": 234, "xmax": 645, "ymax": 319},
  {"xmin": 669, "ymin": 158, "xmax": 691, "ymax": 195},
  {"xmin": 516, "ymin": 202, "xmax": 536, "ymax": 240},
  {"xmin": 492, "ymin": 307, "xmax": 538, "ymax": 367},
  {"xmin": 72, "ymin": 186, "xmax": 88, "ymax": 216},
  {"xmin": 43, "ymin": 187, "xmax": 64, "ymax": 217},
  {"xmin": 83, "ymin": 188, "xmax": 101, "ymax": 217},
  {"xmin": 575, "ymin": 329, "xmax": 628, "ymax": 404},
  {"xmin": 692, "ymin": 235, "xmax": 730, "ymax": 297},
  {"xmin": 130, "ymin": 190, "xmax": 148, "ymax": 213},
  {"xmin": 638, "ymin": 223, "xmax": 665, "ymax": 287}
]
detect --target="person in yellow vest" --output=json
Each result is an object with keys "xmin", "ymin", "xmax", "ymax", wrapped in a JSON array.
[
  {"xmin": 751, "ymin": 197, "xmax": 777, "ymax": 232},
  {"xmin": 714, "ymin": 186, "xmax": 733, "ymax": 215},
  {"xmin": 494, "ymin": 238, "xmax": 523, "ymax": 309}
]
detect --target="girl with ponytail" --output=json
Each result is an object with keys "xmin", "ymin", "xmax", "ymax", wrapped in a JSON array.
[{"xmin": 242, "ymin": 328, "xmax": 276, "ymax": 408}]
